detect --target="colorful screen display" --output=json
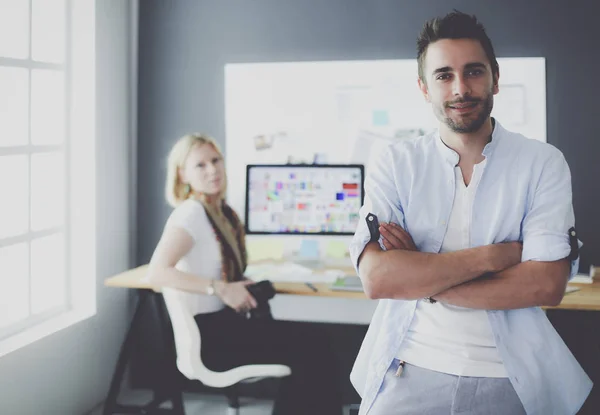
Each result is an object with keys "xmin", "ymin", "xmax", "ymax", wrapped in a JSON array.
[{"xmin": 245, "ymin": 165, "xmax": 364, "ymax": 235}]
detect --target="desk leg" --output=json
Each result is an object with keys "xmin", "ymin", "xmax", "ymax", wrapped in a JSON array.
[
  {"xmin": 103, "ymin": 290, "xmax": 186, "ymax": 415},
  {"xmin": 152, "ymin": 292, "xmax": 185, "ymax": 414},
  {"xmin": 103, "ymin": 290, "xmax": 149, "ymax": 415}
]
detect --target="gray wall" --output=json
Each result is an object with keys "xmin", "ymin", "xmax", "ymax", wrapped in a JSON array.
[
  {"xmin": 137, "ymin": 0, "xmax": 600, "ymax": 269},
  {"xmin": 0, "ymin": 1, "xmax": 136, "ymax": 414}
]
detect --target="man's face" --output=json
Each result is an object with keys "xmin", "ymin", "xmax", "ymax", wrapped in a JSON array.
[{"xmin": 418, "ymin": 38, "xmax": 499, "ymax": 134}]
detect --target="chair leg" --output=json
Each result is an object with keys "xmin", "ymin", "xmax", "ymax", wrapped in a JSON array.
[
  {"xmin": 349, "ymin": 403, "xmax": 361, "ymax": 415},
  {"xmin": 226, "ymin": 407, "xmax": 240, "ymax": 415},
  {"xmin": 152, "ymin": 293, "xmax": 186, "ymax": 415},
  {"xmin": 225, "ymin": 385, "xmax": 240, "ymax": 415}
]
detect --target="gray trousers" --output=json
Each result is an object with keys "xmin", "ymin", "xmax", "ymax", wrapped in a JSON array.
[{"xmin": 367, "ymin": 359, "xmax": 526, "ymax": 415}]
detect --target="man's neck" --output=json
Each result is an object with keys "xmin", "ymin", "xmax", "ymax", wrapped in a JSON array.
[{"xmin": 439, "ymin": 118, "xmax": 494, "ymax": 164}]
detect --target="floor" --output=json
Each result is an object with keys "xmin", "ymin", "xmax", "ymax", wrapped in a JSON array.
[{"xmin": 87, "ymin": 389, "xmax": 355, "ymax": 415}]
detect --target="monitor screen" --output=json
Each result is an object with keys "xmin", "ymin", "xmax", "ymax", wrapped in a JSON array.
[{"xmin": 245, "ymin": 164, "xmax": 365, "ymax": 235}]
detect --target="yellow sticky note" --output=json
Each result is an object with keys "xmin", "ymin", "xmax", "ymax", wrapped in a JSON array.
[
  {"xmin": 246, "ymin": 239, "xmax": 284, "ymax": 262},
  {"xmin": 325, "ymin": 240, "xmax": 349, "ymax": 259}
]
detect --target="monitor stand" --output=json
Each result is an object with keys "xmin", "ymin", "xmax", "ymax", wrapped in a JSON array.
[
  {"xmin": 289, "ymin": 256, "xmax": 323, "ymax": 270},
  {"xmin": 292, "ymin": 239, "xmax": 321, "ymax": 269}
]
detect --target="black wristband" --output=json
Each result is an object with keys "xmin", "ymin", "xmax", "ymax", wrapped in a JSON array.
[
  {"xmin": 567, "ymin": 227, "xmax": 579, "ymax": 261},
  {"xmin": 366, "ymin": 213, "xmax": 380, "ymax": 243}
]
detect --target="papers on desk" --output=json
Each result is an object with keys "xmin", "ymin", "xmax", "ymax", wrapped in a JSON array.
[
  {"xmin": 245, "ymin": 262, "xmax": 343, "ymax": 284},
  {"xmin": 330, "ymin": 275, "xmax": 364, "ymax": 292},
  {"xmin": 569, "ymin": 266, "xmax": 597, "ymax": 284},
  {"xmin": 570, "ymin": 273, "xmax": 595, "ymax": 284}
]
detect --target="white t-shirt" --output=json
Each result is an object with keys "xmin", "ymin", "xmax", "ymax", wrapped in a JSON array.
[
  {"xmin": 397, "ymin": 159, "xmax": 508, "ymax": 378},
  {"xmin": 166, "ymin": 199, "xmax": 226, "ymax": 315}
]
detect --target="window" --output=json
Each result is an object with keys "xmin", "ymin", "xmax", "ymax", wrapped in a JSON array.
[{"xmin": 0, "ymin": 0, "xmax": 95, "ymax": 349}]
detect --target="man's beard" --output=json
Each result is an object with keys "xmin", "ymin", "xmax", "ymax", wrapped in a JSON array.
[{"xmin": 439, "ymin": 92, "xmax": 494, "ymax": 134}]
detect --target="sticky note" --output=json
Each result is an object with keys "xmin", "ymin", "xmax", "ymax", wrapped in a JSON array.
[
  {"xmin": 325, "ymin": 240, "xmax": 349, "ymax": 259},
  {"xmin": 246, "ymin": 239, "xmax": 284, "ymax": 262},
  {"xmin": 299, "ymin": 239, "xmax": 320, "ymax": 259},
  {"xmin": 372, "ymin": 110, "xmax": 390, "ymax": 126}
]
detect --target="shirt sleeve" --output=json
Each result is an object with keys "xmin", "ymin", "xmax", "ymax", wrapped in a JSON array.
[
  {"xmin": 349, "ymin": 145, "xmax": 406, "ymax": 273},
  {"xmin": 521, "ymin": 150, "xmax": 581, "ymax": 279},
  {"xmin": 165, "ymin": 200, "xmax": 209, "ymax": 242}
]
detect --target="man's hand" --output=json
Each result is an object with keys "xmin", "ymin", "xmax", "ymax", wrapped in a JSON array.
[{"xmin": 379, "ymin": 222, "xmax": 418, "ymax": 251}]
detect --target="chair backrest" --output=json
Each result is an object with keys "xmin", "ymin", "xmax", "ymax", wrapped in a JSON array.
[
  {"xmin": 161, "ymin": 287, "xmax": 213, "ymax": 380},
  {"xmin": 162, "ymin": 286, "xmax": 292, "ymax": 390}
]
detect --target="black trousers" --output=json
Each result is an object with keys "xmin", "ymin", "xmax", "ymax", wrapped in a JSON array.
[{"xmin": 194, "ymin": 308, "xmax": 343, "ymax": 415}]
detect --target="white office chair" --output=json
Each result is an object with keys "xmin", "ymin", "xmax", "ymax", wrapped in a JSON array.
[{"xmin": 161, "ymin": 287, "xmax": 292, "ymax": 415}]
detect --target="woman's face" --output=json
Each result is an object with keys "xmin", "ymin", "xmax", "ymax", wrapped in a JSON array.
[{"xmin": 180, "ymin": 143, "xmax": 225, "ymax": 196}]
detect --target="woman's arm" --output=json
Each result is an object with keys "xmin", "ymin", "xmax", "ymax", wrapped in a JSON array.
[
  {"xmin": 146, "ymin": 226, "xmax": 215, "ymax": 293},
  {"xmin": 146, "ymin": 225, "xmax": 257, "ymax": 311}
]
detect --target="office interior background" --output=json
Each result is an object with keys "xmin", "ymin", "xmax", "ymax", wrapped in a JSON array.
[{"xmin": 0, "ymin": 0, "xmax": 598, "ymax": 414}]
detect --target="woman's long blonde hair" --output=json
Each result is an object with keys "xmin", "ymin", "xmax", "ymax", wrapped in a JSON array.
[{"xmin": 165, "ymin": 133, "xmax": 227, "ymax": 208}]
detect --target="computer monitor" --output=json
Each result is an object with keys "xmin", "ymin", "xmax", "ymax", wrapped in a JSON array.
[{"xmin": 245, "ymin": 164, "xmax": 365, "ymax": 235}]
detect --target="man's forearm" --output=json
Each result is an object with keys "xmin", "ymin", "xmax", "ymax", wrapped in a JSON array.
[
  {"xmin": 358, "ymin": 242, "xmax": 511, "ymax": 300},
  {"xmin": 433, "ymin": 259, "xmax": 570, "ymax": 309}
]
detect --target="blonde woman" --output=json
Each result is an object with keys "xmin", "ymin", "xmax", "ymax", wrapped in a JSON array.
[{"xmin": 147, "ymin": 133, "xmax": 342, "ymax": 415}]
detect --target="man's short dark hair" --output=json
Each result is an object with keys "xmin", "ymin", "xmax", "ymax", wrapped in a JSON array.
[{"xmin": 417, "ymin": 11, "xmax": 499, "ymax": 83}]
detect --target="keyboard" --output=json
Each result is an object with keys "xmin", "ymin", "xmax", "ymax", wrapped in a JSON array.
[{"xmin": 330, "ymin": 275, "xmax": 364, "ymax": 292}]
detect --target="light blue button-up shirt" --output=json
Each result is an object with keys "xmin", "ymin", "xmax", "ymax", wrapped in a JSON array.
[{"xmin": 349, "ymin": 121, "xmax": 593, "ymax": 415}]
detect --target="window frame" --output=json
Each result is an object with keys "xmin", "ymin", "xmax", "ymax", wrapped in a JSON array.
[{"xmin": 0, "ymin": 0, "xmax": 96, "ymax": 357}]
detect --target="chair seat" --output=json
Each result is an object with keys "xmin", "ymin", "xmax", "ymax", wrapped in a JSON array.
[{"xmin": 177, "ymin": 359, "xmax": 291, "ymax": 388}]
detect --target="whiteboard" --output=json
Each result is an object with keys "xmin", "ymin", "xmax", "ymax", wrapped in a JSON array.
[{"xmin": 224, "ymin": 58, "xmax": 546, "ymax": 216}]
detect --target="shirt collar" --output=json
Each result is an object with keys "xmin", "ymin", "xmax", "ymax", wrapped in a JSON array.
[{"xmin": 435, "ymin": 118, "xmax": 503, "ymax": 165}]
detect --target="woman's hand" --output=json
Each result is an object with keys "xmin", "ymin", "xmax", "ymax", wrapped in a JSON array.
[{"xmin": 215, "ymin": 280, "xmax": 258, "ymax": 313}]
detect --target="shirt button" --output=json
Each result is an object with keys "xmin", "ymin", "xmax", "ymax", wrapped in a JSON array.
[{"xmin": 441, "ymin": 221, "xmax": 446, "ymax": 226}]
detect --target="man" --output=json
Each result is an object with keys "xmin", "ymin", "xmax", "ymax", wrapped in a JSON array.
[{"xmin": 349, "ymin": 11, "xmax": 592, "ymax": 415}]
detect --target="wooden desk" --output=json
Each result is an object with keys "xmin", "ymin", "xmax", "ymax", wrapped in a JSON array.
[
  {"xmin": 105, "ymin": 264, "xmax": 600, "ymax": 310},
  {"xmin": 549, "ymin": 281, "xmax": 600, "ymax": 311},
  {"xmin": 104, "ymin": 264, "xmax": 367, "ymax": 299}
]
